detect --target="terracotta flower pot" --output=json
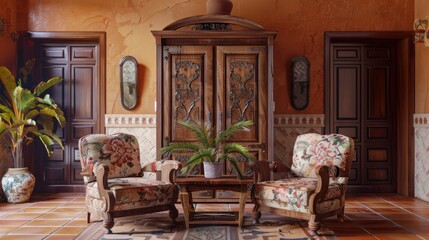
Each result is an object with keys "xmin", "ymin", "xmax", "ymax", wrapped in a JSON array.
[
  {"xmin": 206, "ymin": 0, "xmax": 233, "ymax": 15},
  {"xmin": 1, "ymin": 167, "xmax": 35, "ymax": 203}
]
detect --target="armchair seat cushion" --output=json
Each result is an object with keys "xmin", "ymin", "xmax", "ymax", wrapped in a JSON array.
[
  {"xmin": 86, "ymin": 177, "xmax": 176, "ymax": 210},
  {"xmin": 254, "ymin": 178, "xmax": 343, "ymax": 213}
]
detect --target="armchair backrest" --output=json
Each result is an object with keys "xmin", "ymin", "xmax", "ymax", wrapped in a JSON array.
[
  {"xmin": 291, "ymin": 133, "xmax": 354, "ymax": 179},
  {"xmin": 79, "ymin": 133, "xmax": 142, "ymax": 184}
]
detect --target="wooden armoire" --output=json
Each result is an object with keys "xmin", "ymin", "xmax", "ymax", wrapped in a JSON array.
[{"xmin": 152, "ymin": 15, "xmax": 276, "ymax": 200}]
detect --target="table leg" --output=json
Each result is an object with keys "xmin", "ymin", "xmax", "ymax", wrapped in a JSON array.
[
  {"xmin": 180, "ymin": 192, "xmax": 190, "ymax": 228},
  {"xmin": 238, "ymin": 189, "xmax": 247, "ymax": 228}
]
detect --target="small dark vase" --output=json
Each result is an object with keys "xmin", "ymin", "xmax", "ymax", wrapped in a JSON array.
[{"xmin": 206, "ymin": 0, "xmax": 233, "ymax": 15}]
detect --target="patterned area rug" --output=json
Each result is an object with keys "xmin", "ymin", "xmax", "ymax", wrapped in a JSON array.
[{"xmin": 75, "ymin": 212, "xmax": 314, "ymax": 240}]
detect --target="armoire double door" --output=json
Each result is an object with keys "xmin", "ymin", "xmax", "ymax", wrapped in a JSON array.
[{"xmin": 162, "ymin": 45, "xmax": 268, "ymax": 178}]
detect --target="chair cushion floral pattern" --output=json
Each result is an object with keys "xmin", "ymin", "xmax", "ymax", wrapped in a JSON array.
[
  {"xmin": 291, "ymin": 133, "xmax": 353, "ymax": 178},
  {"xmin": 86, "ymin": 177, "xmax": 176, "ymax": 211},
  {"xmin": 254, "ymin": 178, "xmax": 343, "ymax": 213},
  {"xmin": 79, "ymin": 133, "xmax": 142, "ymax": 183}
]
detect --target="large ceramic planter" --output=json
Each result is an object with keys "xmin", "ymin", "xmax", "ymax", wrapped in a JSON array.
[
  {"xmin": 1, "ymin": 167, "xmax": 35, "ymax": 203},
  {"xmin": 203, "ymin": 161, "xmax": 223, "ymax": 178}
]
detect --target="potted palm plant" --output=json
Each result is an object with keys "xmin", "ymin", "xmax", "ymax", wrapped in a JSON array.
[
  {"xmin": 161, "ymin": 120, "xmax": 255, "ymax": 179},
  {"xmin": 0, "ymin": 59, "xmax": 66, "ymax": 203}
]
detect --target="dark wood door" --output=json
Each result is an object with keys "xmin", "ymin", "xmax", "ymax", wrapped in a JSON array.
[
  {"xmin": 36, "ymin": 43, "xmax": 100, "ymax": 191},
  {"xmin": 328, "ymin": 43, "xmax": 397, "ymax": 192}
]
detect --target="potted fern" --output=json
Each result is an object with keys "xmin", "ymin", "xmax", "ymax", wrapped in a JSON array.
[
  {"xmin": 161, "ymin": 120, "xmax": 255, "ymax": 179},
  {"xmin": 0, "ymin": 60, "xmax": 66, "ymax": 203}
]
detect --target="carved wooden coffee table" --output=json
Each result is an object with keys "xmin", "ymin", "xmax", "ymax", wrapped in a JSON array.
[{"xmin": 173, "ymin": 173, "xmax": 254, "ymax": 228}]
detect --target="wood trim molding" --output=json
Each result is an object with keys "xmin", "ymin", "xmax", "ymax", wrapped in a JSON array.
[
  {"xmin": 27, "ymin": 31, "xmax": 106, "ymax": 133},
  {"xmin": 163, "ymin": 14, "xmax": 265, "ymax": 30},
  {"xmin": 325, "ymin": 31, "xmax": 415, "ymax": 196}
]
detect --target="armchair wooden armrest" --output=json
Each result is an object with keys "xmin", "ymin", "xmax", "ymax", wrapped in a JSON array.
[
  {"xmin": 251, "ymin": 161, "xmax": 271, "ymax": 182},
  {"xmin": 169, "ymin": 163, "xmax": 183, "ymax": 184},
  {"xmin": 272, "ymin": 161, "xmax": 293, "ymax": 180},
  {"xmin": 252, "ymin": 160, "xmax": 293, "ymax": 182},
  {"xmin": 95, "ymin": 164, "xmax": 115, "ymax": 212},
  {"xmin": 308, "ymin": 165, "xmax": 331, "ymax": 214}
]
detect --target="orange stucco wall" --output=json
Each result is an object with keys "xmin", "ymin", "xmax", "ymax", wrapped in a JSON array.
[
  {"xmin": 6, "ymin": 0, "xmax": 414, "ymax": 114},
  {"xmin": 415, "ymin": 0, "xmax": 429, "ymax": 113},
  {"xmin": 0, "ymin": 0, "xmax": 17, "ymax": 73}
]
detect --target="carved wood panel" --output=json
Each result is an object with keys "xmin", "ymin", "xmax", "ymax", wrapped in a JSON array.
[
  {"xmin": 217, "ymin": 46, "xmax": 268, "ymax": 162},
  {"xmin": 163, "ymin": 46, "xmax": 213, "ymax": 144}
]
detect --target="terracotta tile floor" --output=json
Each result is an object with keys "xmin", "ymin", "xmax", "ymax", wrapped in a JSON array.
[{"xmin": 0, "ymin": 193, "xmax": 428, "ymax": 239}]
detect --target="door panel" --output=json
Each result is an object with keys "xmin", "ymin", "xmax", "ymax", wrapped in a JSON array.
[
  {"xmin": 367, "ymin": 67, "xmax": 388, "ymax": 119},
  {"xmin": 72, "ymin": 65, "xmax": 95, "ymax": 120},
  {"xmin": 217, "ymin": 46, "xmax": 268, "ymax": 162},
  {"xmin": 217, "ymin": 46, "xmax": 268, "ymax": 179},
  {"xmin": 163, "ymin": 46, "xmax": 213, "ymax": 144},
  {"xmin": 335, "ymin": 65, "xmax": 360, "ymax": 120}
]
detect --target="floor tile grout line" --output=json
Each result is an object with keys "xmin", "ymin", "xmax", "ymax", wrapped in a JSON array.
[
  {"xmin": 346, "ymin": 197, "xmax": 421, "ymax": 236},
  {"xmin": 374, "ymin": 197, "xmax": 429, "ymax": 236},
  {"xmin": 380, "ymin": 198, "xmax": 428, "ymax": 220},
  {"xmin": 2, "ymin": 194, "xmax": 86, "ymax": 239}
]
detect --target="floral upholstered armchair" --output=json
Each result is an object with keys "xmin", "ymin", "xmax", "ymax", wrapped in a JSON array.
[
  {"xmin": 79, "ymin": 133, "xmax": 179, "ymax": 234},
  {"xmin": 251, "ymin": 133, "xmax": 354, "ymax": 235}
]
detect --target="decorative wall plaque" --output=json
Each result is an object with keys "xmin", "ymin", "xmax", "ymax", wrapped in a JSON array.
[
  {"xmin": 119, "ymin": 56, "xmax": 138, "ymax": 110},
  {"xmin": 291, "ymin": 56, "xmax": 310, "ymax": 110}
]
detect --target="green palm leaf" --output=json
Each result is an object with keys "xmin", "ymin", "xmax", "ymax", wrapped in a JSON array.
[
  {"xmin": 180, "ymin": 148, "xmax": 215, "ymax": 174},
  {"xmin": 0, "ymin": 121, "xmax": 10, "ymax": 136},
  {"xmin": 223, "ymin": 143, "xmax": 253, "ymax": 159},
  {"xmin": 164, "ymin": 119, "xmax": 254, "ymax": 177},
  {"xmin": 226, "ymin": 155, "xmax": 243, "ymax": 179},
  {"xmin": 160, "ymin": 142, "xmax": 201, "ymax": 155},
  {"xmin": 14, "ymin": 86, "xmax": 37, "ymax": 112},
  {"xmin": 215, "ymin": 120, "xmax": 252, "ymax": 146},
  {"xmin": 0, "ymin": 66, "xmax": 17, "ymax": 101},
  {"xmin": 33, "ymin": 77, "xmax": 62, "ymax": 97},
  {"xmin": 179, "ymin": 120, "xmax": 214, "ymax": 148}
]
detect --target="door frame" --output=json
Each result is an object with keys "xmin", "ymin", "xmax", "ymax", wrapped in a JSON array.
[
  {"xmin": 324, "ymin": 31, "xmax": 415, "ymax": 196},
  {"xmin": 19, "ymin": 31, "xmax": 106, "ymax": 192}
]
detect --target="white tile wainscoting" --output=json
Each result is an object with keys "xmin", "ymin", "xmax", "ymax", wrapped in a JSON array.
[{"xmin": 414, "ymin": 114, "xmax": 429, "ymax": 202}]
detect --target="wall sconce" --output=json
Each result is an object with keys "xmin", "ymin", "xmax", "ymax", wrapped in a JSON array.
[{"xmin": 414, "ymin": 18, "xmax": 429, "ymax": 46}]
